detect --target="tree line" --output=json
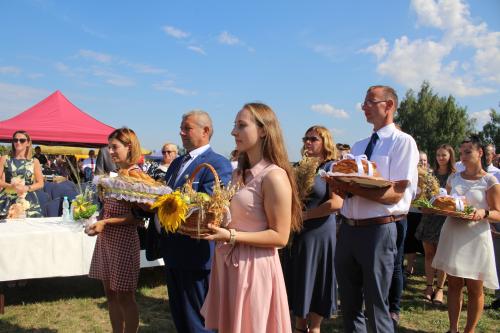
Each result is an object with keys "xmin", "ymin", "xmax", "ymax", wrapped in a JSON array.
[{"xmin": 395, "ymin": 81, "xmax": 499, "ymax": 164}]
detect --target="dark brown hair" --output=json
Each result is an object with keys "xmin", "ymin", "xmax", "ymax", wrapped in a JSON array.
[{"xmin": 434, "ymin": 144, "xmax": 456, "ymax": 174}]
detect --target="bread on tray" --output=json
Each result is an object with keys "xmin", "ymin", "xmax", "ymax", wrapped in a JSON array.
[{"xmin": 332, "ymin": 158, "xmax": 380, "ymax": 177}]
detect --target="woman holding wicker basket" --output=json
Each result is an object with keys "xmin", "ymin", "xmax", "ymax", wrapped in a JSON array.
[
  {"xmin": 87, "ymin": 127, "xmax": 147, "ymax": 333},
  {"xmin": 200, "ymin": 103, "xmax": 302, "ymax": 333}
]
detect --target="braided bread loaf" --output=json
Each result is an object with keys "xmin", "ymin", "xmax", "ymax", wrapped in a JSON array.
[
  {"xmin": 332, "ymin": 159, "xmax": 380, "ymax": 177},
  {"xmin": 432, "ymin": 196, "xmax": 460, "ymax": 212},
  {"xmin": 118, "ymin": 169, "xmax": 159, "ymax": 186}
]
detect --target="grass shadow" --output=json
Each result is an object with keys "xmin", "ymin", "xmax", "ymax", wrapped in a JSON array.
[
  {"xmin": 0, "ymin": 321, "xmax": 57, "ymax": 333},
  {"xmin": 2, "ymin": 267, "xmax": 165, "ymax": 307}
]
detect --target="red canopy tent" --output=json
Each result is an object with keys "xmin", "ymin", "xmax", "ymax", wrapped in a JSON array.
[{"xmin": 0, "ymin": 90, "xmax": 115, "ymax": 147}]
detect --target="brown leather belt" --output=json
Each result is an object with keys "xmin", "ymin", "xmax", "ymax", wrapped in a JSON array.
[{"xmin": 339, "ymin": 214, "xmax": 405, "ymax": 227}]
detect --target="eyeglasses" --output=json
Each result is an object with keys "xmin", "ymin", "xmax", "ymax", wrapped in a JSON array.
[
  {"xmin": 362, "ymin": 99, "xmax": 388, "ymax": 108},
  {"xmin": 13, "ymin": 138, "xmax": 27, "ymax": 143},
  {"xmin": 302, "ymin": 136, "xmax": 321, "ymax": 143},
  {"xmin": 162, "ymin": 150, "xmax": 176, "ymax": 154}
]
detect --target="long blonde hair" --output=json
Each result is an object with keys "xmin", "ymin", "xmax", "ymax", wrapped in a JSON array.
[
  {"xmin": 237, "ymin": 102, "xmax": 302, "ymax": 232},
  {"xmin": 300, "ymin": 125, "xmax": 337, "ymax": 161}
]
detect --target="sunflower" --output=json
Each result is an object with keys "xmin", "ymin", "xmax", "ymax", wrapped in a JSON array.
[{"xmin": 152, "ymin": 191, "xmax": 189, "ymax": 233}]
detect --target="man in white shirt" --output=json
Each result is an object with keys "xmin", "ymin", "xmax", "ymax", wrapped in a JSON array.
[
  {"xmin": 485, "ymin": 144, "xmax": 500, "ymax": 181},
  {"xmin": 330, "ymin": 85, "xmax": 419, "ymax": 333},
  {"xmin": 81, "ymin": 149, "xmax": 96, "ymax": 181}
]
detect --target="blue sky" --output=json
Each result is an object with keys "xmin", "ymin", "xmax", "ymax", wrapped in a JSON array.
[{"xmin": 0, "ymin": 0, "xmax": 499, "ymax": 160}]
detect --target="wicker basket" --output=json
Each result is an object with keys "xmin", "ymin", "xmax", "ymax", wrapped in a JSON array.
[{"xmin": 177, "ymin": 163, "xmax": 224, "ymax": 237}]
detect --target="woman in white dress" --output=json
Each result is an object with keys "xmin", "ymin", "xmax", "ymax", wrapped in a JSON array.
[{"xmin": 432, "ymin": 136, "xmax": 500, "ymax": 333}]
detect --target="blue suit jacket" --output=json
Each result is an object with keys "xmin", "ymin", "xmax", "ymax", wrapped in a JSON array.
[{"xmin": 158, "ymin": 147, "xmax": 232, "ymax": 270}]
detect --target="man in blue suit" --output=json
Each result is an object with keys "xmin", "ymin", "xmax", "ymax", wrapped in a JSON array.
[{"xmin": 150, "ymin": 110, "xmax": 232, "ymax": 333}]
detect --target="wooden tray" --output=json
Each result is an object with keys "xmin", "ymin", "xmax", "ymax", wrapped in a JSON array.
[
  {"xmin": 323, "ymin": 174, "xmax": 392, "ymax": 189},
  {"xmin": 420, "ymin": 207, "xmax": 475, "ymax": 220}
]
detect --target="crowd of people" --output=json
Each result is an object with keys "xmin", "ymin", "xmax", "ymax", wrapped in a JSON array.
[{"xmin": 0, "ymin": 84, "xmax": 499, "ymax": 333}]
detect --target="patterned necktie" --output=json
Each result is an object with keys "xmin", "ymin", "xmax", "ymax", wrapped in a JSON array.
[
  {"xmin": 169, "ymin": 154, "xmax": 192, "ymax": 186},
  {"xmin": 364, "ymin": 132, "xmax": 379, "ymax": 160}
]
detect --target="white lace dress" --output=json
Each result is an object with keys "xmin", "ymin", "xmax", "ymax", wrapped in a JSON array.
[{"xmin": 432, "ymin": 172, "xmax": 499, "ymax": 289}]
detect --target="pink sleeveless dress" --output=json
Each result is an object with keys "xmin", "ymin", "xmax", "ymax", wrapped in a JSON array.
[{"xmin": 201, "ymin": 160, "xmax": 292, "ymax": 333}]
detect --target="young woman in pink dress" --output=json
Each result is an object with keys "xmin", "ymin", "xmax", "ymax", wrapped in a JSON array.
[
  {"xmin": 87, "ymin": 127, "xmax": 145, "ymax": 333},
  {"xmin": 200, "ymin": 102, "xmax": 302, "ymax": 333}
]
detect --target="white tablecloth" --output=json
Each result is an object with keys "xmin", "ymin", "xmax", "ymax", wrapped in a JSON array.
[{"xmin": 0, "ymin": 217, "xmax": 164, "ymax": 282}]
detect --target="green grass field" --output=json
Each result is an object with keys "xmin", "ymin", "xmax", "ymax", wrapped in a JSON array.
[{"xmin": 1, "ymin": 257, "xmax": 498, "ymax": 332}]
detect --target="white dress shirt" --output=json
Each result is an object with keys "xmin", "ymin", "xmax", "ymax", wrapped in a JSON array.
[
  {"xmin": 175, "ymin": 144, "xmax": 211, "ymax": 184},
  {"xmin": 81, "ymin": 157, "xmax": 96, "ymax": 172},
  {"xmin": 155, "ymin": 144, "xmax": 211, "ymax": 233},
  {"xmin": 487, "ymin": 164, "xmax": 500, "ymax": 182},
  {"xmin": 340, "ymin": 123, "xmax": 419, "ymax": 219}
]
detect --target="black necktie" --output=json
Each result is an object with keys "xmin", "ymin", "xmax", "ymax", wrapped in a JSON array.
[
  {"xmin": 169, "ymin": 154, "xmax": 191, "ymax": 186},
  {"xmin": 364, "ymin": 132, "xmax": 379, "ymax": 160}
]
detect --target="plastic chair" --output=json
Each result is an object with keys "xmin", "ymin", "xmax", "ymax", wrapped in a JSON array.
[
  {"xmin": 44, "ymin": 198, "xmax": 62, "ymax": 217},
  {"xmin": 35, "ymin": 190, "xmax": 50, "ymax": 217},
  {"xmin": 48, "ymin": 181, "xmax": 78, "ymax": 202},
  {"xmin": 43, "ymin": 182, "xmax": 57, "ymax": 200}
]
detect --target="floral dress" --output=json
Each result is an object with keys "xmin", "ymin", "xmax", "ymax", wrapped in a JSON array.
[{"xmin": 0, "ymin": 156, "xmax": 42, "ymax": 217}]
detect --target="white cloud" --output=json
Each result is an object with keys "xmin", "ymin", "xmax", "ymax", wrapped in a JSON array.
[
  {"xmin": 0, "ymin": 82, "xmax": 49, "ymax": 116},
  {"xmin": 0, "ymin": 66, "xmax": 21, "ymax": 75},
  {"xmin": 152, "ymin": 80, "xmax": 196, "ymax": 96},
  {"xmin": 474, "ymin": 45, "xmax": 500, "ymax": 83},
  {"xmin": 188, "ymin": 45, "xmax": 206, "ymax": 55},
  {"xmin": 411, "ymin": 0, "xmax": 444, "ymax": 28},
  {"xmin": 92, "ymin": 69, "xmax": 135, "ymax": 87},
  {"xmin": 360, "ymin": 38, "xmax": 388, "ymax": 60},
  {"xmin": 54, "ymin": 62, "xmax": 77, "ymax": 77},
  {"xmin": 78, "ymin": 49, "xmax": 112, "ymax": 63},
  {"xmin": 163, "ymin": 26, "xmax": 190, "ymax": 39},
  {"xmin": 355, "ymin": 102, "xmax": 363, "ymax": 112},
  {"xmin": 362, "ymin": 0, "xmax": 499, "ymax": 97},
  {"xmin": 217, "ymin": 31, "xmax": 254, "ymax": 51},
  {"xmin": 311, "ymin": 104, "xmax": 349, "ymax": 118},
  {"xmin": 122, "ymin": 62, "xmax": 167, "ymax": 74},
  {"xmin": 470, "ymin": 109, "xmax": 492, "ymax": 128},
  {"xmin": 218, "ymin": 31, "xmax": 240, "ymax": 45}
]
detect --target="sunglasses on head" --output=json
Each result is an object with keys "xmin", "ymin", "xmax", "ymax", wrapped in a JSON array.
[
  {"xmin": 302, "ymin": 136, "xmax": 320, "ymax": 143},
  {"xmin": 13, "ymin": 138, "xmax": 27, "ymax": 143}
]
